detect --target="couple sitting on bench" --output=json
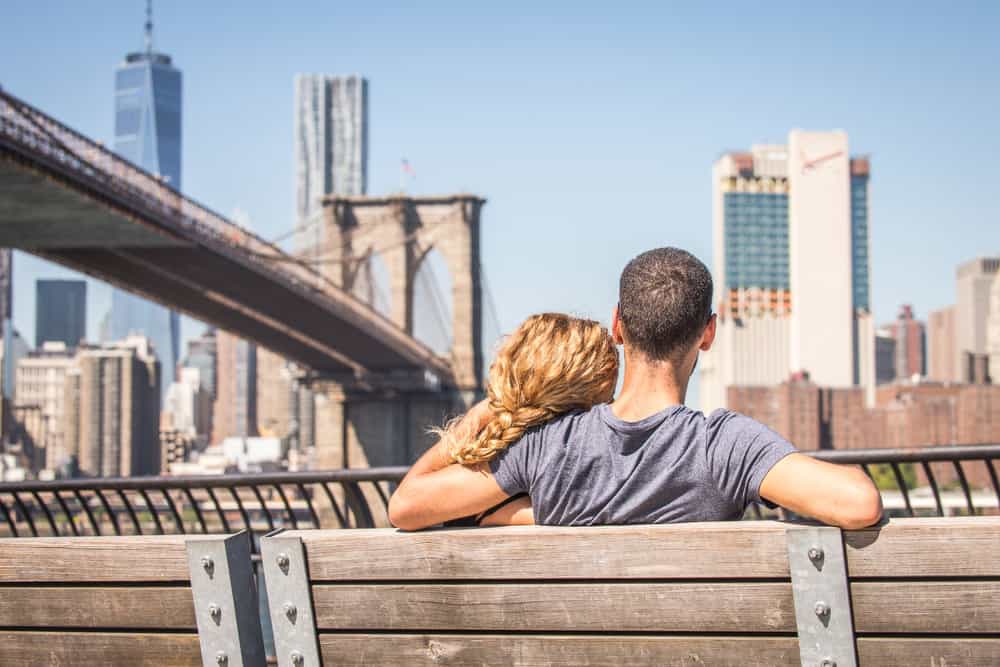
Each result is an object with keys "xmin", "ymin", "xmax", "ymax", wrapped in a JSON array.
[{"xmin": 389, "ymin": 247, "xmax": 883, "ymax": 531}]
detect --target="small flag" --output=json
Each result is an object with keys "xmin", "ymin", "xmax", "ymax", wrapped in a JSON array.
[{"xmin": 401, "ymin": 159, "xmax": 416, "ymax": 177}]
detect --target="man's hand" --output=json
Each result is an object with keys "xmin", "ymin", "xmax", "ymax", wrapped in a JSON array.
[
  {"xmin": 759, "ymin": 453, "xmax": 883, "ymax": 529},
  {"xmin": 388, "ymin": 400, "xmax": 511, "ymax": 531}
]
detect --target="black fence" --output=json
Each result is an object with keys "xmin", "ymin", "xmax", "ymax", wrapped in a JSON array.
[
  {"xmin": 1, "ymin": 444, "xmax": 998, "ymax": 539},
  {"xmin": 0, "ymin": 467, "xmax": 405, "ymax": 539}
]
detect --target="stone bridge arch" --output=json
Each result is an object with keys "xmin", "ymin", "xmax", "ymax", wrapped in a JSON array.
[{"xmin": 322, "ymin": 194, "xmax": 485, "ymax": 393}]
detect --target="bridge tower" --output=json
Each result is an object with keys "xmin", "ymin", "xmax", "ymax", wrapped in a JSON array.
[{"xmin": 311, "ymin": 194, "xmax": 487, "ymax": 472}]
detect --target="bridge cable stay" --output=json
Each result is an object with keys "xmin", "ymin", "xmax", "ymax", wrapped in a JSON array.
[
  {"xmin": 478, "ymin": 265, "xmax": 504, "ymax": 370},
  {"xmin": 412, "ymin": 254, "xmax": 452, "ymax": 357}
]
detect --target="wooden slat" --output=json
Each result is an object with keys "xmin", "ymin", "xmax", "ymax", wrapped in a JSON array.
[
  {"xmin": 853, "ymin": 581, "xmax": 1000, "ymax": 634},
  {"xmin": 857, "ymin": 637, "xmax": 1000, "ymax": 666},
  {"xmin": 313, "ymin": 580, "xmax": 1000, "ymax": 635},
  {"xmin": 312, "ymin": 582, "xmax": 796, "ymax": 632},
  {"xmin": 289, "ymin": 517, "xmax": 1000, "ymax": 580},
  {"xmin": 0, "ymin": 631, "xmax": 201, "ymax": 666},
  {"xmin": 845, "ymin": 517, "xmax": 1000, "ymax": 577},
  {"xmin": 0, "ymin": 534, "xmax": 222, "ymax": 582},
  {"xmin": 290, "ymin": 522, "xmax": 792, "ymax": 580},
  {"xmin": 0, "ymin": 586, "xmax": 196, "ymax": 629},
  {"xmin": 318, "ymin": 635, "xmax": 801, "ymax": 666}
]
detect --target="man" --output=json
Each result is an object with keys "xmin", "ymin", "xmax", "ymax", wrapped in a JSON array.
[{"xmin": 389, "ymin": 248, "xmax": 882, "ymax": 531}]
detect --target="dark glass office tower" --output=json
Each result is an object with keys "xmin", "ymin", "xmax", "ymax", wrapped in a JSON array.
[
  {"xmin": 109, "ymin": 1, "xmax": 181, "ymax": 397},
  {"xmin": 36, "ymin": 280, "xmax": 87, "ymax": 348}
]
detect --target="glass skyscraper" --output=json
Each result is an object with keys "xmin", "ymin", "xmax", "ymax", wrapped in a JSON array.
[
  {"xmin": 110, "ymin": 8, "xmax": 181, "ymax": 399},
  {"xmin": 36, "ymin": 279, "xmax": 87, "ymax": 349}
]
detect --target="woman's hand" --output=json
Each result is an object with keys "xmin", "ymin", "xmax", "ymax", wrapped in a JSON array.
[{"xmin": 479, "ymin": 496, "xmax": 535, "ymax": 526}]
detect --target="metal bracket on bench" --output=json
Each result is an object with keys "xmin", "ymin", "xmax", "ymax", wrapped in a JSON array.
[
  {"xmin": 261, "ymin": 533, "xmax": 321, "ymax": 667},
  {"xmin": 786, "ymin": 526, "xmax": 857, "ymax": 667},
  {"xmin": 186, "ymin": 531, "xmax": 266, "ymax": 667}
]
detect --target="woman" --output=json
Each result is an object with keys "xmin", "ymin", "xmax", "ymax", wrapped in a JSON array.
[{"xmin": 436, "ymin": 312, "xmax": 619, "ymax": 525}]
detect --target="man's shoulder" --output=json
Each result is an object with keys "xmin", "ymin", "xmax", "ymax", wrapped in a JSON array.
[{"xmin": 530, "ymin": 405, "xmax": 604, "ymax": 439}]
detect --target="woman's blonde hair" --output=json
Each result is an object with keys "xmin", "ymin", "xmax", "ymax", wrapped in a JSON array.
[{"xmin": 444, "ymin": 312, "xmax": 619, "ymax": 465}]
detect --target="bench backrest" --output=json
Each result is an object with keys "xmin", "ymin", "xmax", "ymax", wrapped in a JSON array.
[
  {"xmin": 0, "ymin": 532, "xmax": 263, "ymax": 666},
  {"xmin": 268, "ymin": 517, "xmax": 1000, "ymax": 666}
]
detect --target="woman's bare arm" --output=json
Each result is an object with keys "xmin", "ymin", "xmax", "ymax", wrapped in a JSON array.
[{"xmin": 389, "ymin": 400, "xmax": 513, "ymax": 530}]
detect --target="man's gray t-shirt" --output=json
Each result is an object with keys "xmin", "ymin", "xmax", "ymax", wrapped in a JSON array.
[{"xmin": 488, "ymin": 403, "xmax": 797, "ymax": 525}]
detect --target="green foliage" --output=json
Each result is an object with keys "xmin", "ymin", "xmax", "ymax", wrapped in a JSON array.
[{"xmin": 868, "ymin": 462, "xmax": 917, "ymax": 491}]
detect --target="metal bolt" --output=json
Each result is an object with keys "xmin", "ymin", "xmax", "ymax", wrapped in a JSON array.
[
  {"xmin": 807, "ymin": 547, "xmax": 824, "ymax": 562},
  {"xmin": 814, "ymin": 601, "xmax": 830, "ymax": 618},
  {"xmin": 276, "ymin": 552, "xmax": 290, "ymax": 572},
  {"xmin": 215, "ymin": 651, "xmax": 228, "ymax": 666},
  {"xmin": 820, "ymin": 659, "xmax": 837, "ymax": 667},
  {"xmin": 208, "ymin": 603, "xmax": 222, "ymax": 624},
  {"xmin": 283, "ymin": 601, "xmax": 298, "ymax": 622},
  {"xmin": 201, "ymin": 555, "xmax": 214, "ymax": 575},
  {"xmin": 290, "ymin": 650, "xmax": 304, "ymax": 666}
]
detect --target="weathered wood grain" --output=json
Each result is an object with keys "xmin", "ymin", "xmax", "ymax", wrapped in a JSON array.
[
  {"xmin": 312, "ymin": 580, "xmax": 1000, "ymax": 634},
  {"xmin": 0, "ymin": 586, "xmax": 196, "ymax": 629},
  {"xmin": 311, "ymin": 582, "xmax": 796, "ymax": 632},
  {"xmin": 0, "ymin": 534, "xmax": 218, "ymax": 582},
  {"xmin": 0, "ymin": 630, "xmax": 202, "ymax": 666},
  {"xmin": 856, "ymin": 637, "xmax": 1000, "ymax": 666},
  {"xmin": 317, "ymin": 634, "xmax": 802, "ymax": 666},
  {"xmin": 845, "ymin": 517, "xmax": 1000, "ymax": 577},
  {"xmin": 852, "ymin": 581, "xmax": 1000, "ymax": 634},
  {"xmin": 290, "ymin": 521, "xmax": 793, "ymax": 580},
  {"xmin": 288, "ymin": 517, "xmax": 1000, "ymax": 580}
]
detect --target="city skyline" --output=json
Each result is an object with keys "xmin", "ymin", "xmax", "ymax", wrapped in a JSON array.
[{"xmin": 2, "ymin": 2, "xmax": 999, "ymax": 409}]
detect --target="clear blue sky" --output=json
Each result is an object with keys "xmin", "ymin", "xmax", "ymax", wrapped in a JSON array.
[{"xmin": 3, "ymin": 1, "xmax": 999, "ymax": 405}]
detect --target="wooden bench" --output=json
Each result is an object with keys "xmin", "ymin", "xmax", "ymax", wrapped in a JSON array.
[
  {"xmin": 260, "ymin": 517, "xmax": 1000, "ymax": 666},
  {"xmin": 0, "ymin": 532, "xmax": 264, "ymax": 666}
]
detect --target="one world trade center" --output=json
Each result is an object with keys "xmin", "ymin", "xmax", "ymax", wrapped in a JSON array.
[{"xmin": 110, "ymin": 1, "xmax": 181, "ymax": 399}]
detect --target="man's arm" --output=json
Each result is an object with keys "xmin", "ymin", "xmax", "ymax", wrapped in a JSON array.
[
  {"xmin": 759, "ymin": 453, "xmax": 883, "ymax": 529},
  {"xmin": 388, "ymin": 401, "xmax": 511, "ymax": 531}
]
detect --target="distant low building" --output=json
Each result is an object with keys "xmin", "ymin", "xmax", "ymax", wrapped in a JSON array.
[
  {"xmin": 63, "ymin": 336, "xmax": 161, "ymax": 477},
  {"xmin": 928, "ymin": 306, "xmax": 956, "ymax": 382},
  {"xmin": 883, "ymin": 305, "xmax": 926, "ymax": 380},
  {"xmin": 728, "ymin": 377, "xmax": 1000, "ymax": 489},
  {"xmin": 212, "ymin": 330, "xmax": 256, "ymax": 444},
  {"xmin": 955, "ymin": 257, "xmax": 999, "ymax": 382},
  {"xmin": 875, "ymin": 329, "xmax": 896, "ymax": 385},
  {"xmin": 15, "ymin": 342, "xmax": 75, "ymax": 469}
]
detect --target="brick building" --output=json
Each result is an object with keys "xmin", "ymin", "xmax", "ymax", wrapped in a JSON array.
[{"xmin": 728, "ymin": 378, "xmax": 1000, "ymax": 489}]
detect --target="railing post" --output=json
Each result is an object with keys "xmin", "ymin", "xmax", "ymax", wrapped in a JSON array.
[
  {"xmin": 260, "ymin": 531, "xmax": 321, "ymax": 667},
  {"xmin": 786, "ymin": 525, "xmax": 858, "ymax": 667},
  {"xmin": 186, "ymin": 531, "xmax": 266, "ymax": 667}
]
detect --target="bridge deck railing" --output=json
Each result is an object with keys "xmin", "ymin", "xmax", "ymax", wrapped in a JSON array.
[
  {"xmin": 1, "ymin": 89, "xmax": 452, "ymax": 378},
  {"xmin": 0, "ymin": 444, "xmax": 998, "ymax": 541}
]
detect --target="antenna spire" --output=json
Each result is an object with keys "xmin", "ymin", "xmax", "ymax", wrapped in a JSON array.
[{"xmin": 144, "ymin": 0, "xmax": 154, "ymax": 54}]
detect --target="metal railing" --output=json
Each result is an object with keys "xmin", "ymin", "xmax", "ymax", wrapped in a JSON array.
[
  {"xmin": 1, "ymin": 444, "xmax": 998, "ymax": 540},
  {"xmin": 748, "ymin": 444, "xmax": 1000, "ymax": 519},
  {"xmin": 0, "ymin": 468, "xmax": 406, "ymax": 540}
]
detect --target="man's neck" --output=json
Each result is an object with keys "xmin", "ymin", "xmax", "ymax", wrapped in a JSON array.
[{"xmin": 611, "ymin": 350, "xmax": 692, "ymax": 423}]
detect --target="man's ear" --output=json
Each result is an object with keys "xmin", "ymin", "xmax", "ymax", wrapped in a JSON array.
[
  {"xmin": 699, "ymin": 314, "xmax": 717, "ymax": 351},
  {"xmin": 611, "ymin": 305, "xmax": 625, "ymax": 345}
]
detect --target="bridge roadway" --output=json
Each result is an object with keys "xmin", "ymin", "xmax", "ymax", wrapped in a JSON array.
[{"xmin": 0, "ymin": 89, "xmax": 452, "ymax": 386}]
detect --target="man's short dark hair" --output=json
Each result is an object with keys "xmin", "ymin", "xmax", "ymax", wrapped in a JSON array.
[{"xmin": 618, "ymin": 247, "xmax": 713, "ymax": 362}]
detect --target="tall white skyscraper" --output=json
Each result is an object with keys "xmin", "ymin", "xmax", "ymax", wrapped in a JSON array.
[
  {"xmin": 700, "ymin": 130, "xmax": 874, "ymax": 413},
  {"xmin": 294, "ymin": 74, "xmax": 368, "ymax": 254}
]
